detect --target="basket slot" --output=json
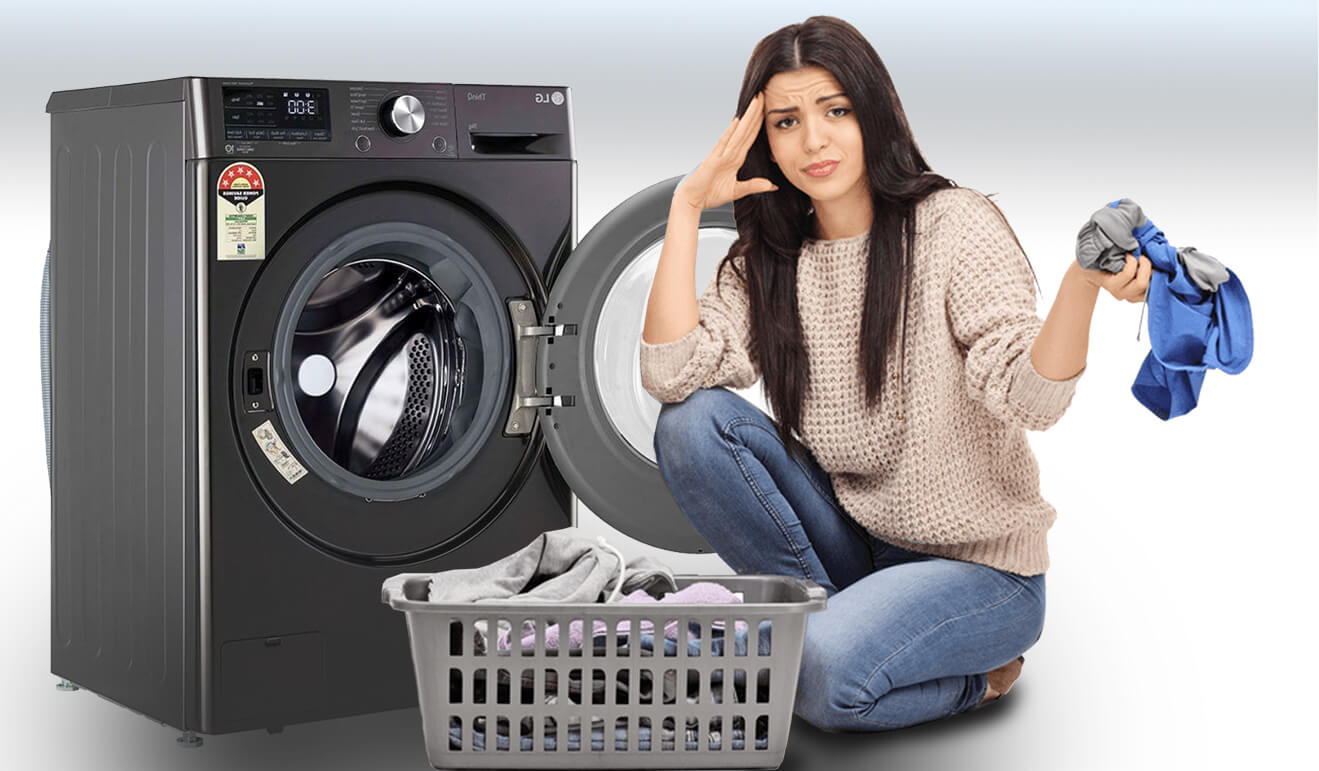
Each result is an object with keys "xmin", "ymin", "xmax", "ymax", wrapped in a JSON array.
[
  {"xmin": 614, "ymin": 716, "xmax": 629, "ymax": 751},
  {"xmin": 447, "ymin": 667, "xmax": 462, "ymax": 703},
  {"xmin": 448, "ymin": 715, "xmax": 461, "ymax": 750},
  {"xmin": 614, "ymin": 668, "xmax": 629, "ymax": 705},
  {"xmin": 496, "ymin": 667, "xmax": 511, "ymax": 703},
  {"xmin": 448, "ymin": 618, "xmax": 463, "ymax": 655},
  {"xmin": 639, "ymin": 667, "xmax": 653, "ymax": 704},
  {"xmin": 519, "ymin": 667, "xmax": 535, "ymax": 705},
  {"xmin": 495, "ymin": 616, "xmax": 513, "ymax": 657},
  {"xmin": 567, "ymin": 617, "xmax": 583, "ymax": 656},
  {"xmin": 566, "ymin": 716, "xmax": 581, "ymax": 751}
]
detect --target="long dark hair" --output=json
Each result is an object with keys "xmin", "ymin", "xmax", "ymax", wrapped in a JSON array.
[{"xmin": 717, "ymin": 15, "xmax": 1038, "ymax": 458}]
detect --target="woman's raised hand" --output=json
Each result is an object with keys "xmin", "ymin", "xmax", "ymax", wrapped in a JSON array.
[
  {"xmin": 1074, "ymin": 253, "xmax": 1153, "ymax": 302},
  {"xmin": 674, "ymin": 92, "xmax": 779, "ymax": 212}
]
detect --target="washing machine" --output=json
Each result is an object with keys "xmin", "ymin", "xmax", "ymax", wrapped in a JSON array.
[{"xmin": 43, "ymin": 77, "xmax": 763, "ymax": 738}]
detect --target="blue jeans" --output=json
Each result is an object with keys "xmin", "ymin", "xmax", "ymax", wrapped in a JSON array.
[{"xmin": 653, "ymin": 387, "xmax": 1046, "ymax": 732}]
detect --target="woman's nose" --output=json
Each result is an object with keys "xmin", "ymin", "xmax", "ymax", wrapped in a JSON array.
[{"xmin": 802, "ymin": 117, "xmax": 829, "ymax": 153}]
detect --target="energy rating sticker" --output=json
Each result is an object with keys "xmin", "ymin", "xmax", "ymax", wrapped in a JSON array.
[{"xmin": 217, "ymin": 162, "xmax": 266, "ymax": 260}]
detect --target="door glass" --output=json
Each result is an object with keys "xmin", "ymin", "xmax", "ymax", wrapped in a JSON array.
[
  {"xmin": 291, "ymin": 258, "xmax": 474, "ymax": 480},
  {"xmin": 593, "ymin": 227, "xmax": 770, "ymax": 464}
]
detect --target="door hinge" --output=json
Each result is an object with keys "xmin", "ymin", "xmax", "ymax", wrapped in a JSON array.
[{"xmin": 506, "ymin": 299, "xmax": 578, "ymax": 435}]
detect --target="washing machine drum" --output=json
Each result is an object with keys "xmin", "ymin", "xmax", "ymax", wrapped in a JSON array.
[{"xmin": 290, "ymin": 259, "xmax": 469, "ymax": 481}]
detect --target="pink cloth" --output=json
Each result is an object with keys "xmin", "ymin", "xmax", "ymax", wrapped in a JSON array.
[{"xmin": 496, "ymin": 581, "xmax": 745, "ymax": 651}]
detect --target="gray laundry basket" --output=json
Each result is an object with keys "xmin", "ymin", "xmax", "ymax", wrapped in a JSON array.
[{"xmin": 381, "ymin": 573, "xmax": 827, "ymax": 770}]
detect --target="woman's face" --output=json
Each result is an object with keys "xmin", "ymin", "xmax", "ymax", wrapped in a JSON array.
[{"xmin": 762, "ymin": 66, "xmax": 867, "ymax": 209}]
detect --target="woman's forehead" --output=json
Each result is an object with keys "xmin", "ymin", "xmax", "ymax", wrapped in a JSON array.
[{"xmin": 764, "ymin": 67, "xmax": 846, "ymax": 104}]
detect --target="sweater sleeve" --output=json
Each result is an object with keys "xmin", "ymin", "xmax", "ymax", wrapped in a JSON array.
[
  {"xmin": 639, "ymin": 256, "xmax": 759, "ymax": 403},
  {"xmin": 945, "ymin": 189, "xmax": 1083, "ymax": 431}
]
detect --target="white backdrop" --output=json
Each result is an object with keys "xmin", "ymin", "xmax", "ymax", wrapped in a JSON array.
[{"xmin": 2, "ymin": 1, "xmax": 1314, "ymax": 769}]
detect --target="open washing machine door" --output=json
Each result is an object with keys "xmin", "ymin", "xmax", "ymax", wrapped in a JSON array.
[{"xmin": 530, "ymin": 175, "xmax": 750, "ymax": 553}]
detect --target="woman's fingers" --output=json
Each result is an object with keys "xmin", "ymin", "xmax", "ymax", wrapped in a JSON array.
[
  {"xmin": 1102, "ymin": 253, "xmax": 1152, "ymax": 302},
  {"xmin": 1123, "ymin": 255, "xmax": 1153, "ymax": 302},
  {"xmin": 724, "ymin": 93, "xmax": 764, "ymax": 160},
  {"xmin": 712, "ymin": 115, "xmax": 739, "ymax": 156},
  {"xmin": 733, "ymin": 177, "xmax": 778, "ymax": 199},
  {"xmin": 1100, "ymin": 254, "xmax": 1137, "ymax": 297}
]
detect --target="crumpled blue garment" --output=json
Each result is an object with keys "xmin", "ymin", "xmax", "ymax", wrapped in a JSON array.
[
  {"xmin": 1079, "ymin": 199, "xmax": 1254, "ymax": 420},
  {"xmin": 449, "ymin": 621, "xmax": 772, "ymax": 752}
]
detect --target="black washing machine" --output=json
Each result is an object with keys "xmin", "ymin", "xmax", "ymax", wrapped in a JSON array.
[{"xmin": 43, "ymin": 77, "xmax": 742, "ymax": 737}]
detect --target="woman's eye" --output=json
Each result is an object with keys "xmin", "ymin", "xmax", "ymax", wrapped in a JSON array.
[{"xmin": 773, "ymin": 107, "xmax": 851, "ymax": 129}]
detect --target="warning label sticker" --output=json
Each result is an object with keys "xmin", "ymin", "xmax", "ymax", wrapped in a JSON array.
[
  {"xmin": 252, "ymin": 419, "xmax": 307, "ymax": 484},
  {"xmin": 217, "ymin": 162, "xmax": 266, "ymax": 260}
]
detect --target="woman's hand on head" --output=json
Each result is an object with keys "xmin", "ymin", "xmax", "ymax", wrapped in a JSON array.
[
  {"xmin": 674, "ymin": 92, "xmax": 779, "ymax": 212},
  {"xmin": 1074, "ymin": 253, "xmax": 1152, "ymax": 303}
]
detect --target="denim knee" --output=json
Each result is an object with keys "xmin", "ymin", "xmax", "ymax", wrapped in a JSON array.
[
  {"xmin": 653, "ymin": 387, "xmax": 746, "ymax": 473},
  {"xmin": 794, "ymin": 628, "xmax": 867, "ymax": 732}
]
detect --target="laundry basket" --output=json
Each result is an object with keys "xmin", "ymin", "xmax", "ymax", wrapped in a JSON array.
[{"xmin": 381, "ymin": 573, "xmax": 827, "ymax": 770}]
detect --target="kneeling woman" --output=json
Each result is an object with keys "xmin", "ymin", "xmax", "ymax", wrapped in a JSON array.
[{"xmin": 639, "ymin": 15, "xmax": 1149, "ymax": 731}]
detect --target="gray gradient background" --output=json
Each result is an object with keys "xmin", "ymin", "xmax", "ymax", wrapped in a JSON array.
[{"xmin": 2, "ymin": 1, "xmax": 1315, "ymax": 769}]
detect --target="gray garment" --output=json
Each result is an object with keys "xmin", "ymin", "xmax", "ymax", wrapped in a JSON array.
[
  {"xmin": 427, "ymin": 527, "xmax": 677, "ymax": 605},
  {"xmin": 1075, "ymin": 198, "xmax": 1228, "ymax": 292},
  {"xmin": 427, "ymin": 528, "xmax": 679, "ymax": 655},
  {"xmin": 1174, "ymin": 245, "xmax": 1231, "ymax": 293}
]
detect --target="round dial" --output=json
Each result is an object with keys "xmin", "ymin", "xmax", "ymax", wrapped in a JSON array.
[{"xmin": 381, "ymin": 94, "xmax": 425, "ymax": 136}]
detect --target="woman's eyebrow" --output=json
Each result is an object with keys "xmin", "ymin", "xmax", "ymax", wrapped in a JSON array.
[{"xmin": 765, "ymin": 93, "xmax": 848, "ymax": 116}]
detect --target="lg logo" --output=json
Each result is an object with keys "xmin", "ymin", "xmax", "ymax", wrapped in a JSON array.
[{"xmin": 534, "ymin": 91, "xmax": 564, "ymax": 106}]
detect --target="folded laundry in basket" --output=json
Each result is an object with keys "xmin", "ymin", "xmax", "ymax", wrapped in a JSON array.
[
  {"xmin": 450, "ymin": 712, "xmax": 768, "ymax": 752},
  {"xmin": 495, "ymin": 581, "xmax": 746, "ymax": 651}
]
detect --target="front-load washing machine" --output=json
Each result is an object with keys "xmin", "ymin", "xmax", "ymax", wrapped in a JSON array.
[{"xmin": 43, "ymin": 77, "xmax": 762, "ymax": 738}]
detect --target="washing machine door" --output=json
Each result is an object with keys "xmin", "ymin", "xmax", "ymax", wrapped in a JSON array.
[
  {"xmin": 232, "ymin": 185, "xmax": 554, "ymax": 563},
  {"xmin": 538, "ymin": 175, "xmax": 743, "ymax": 553}
]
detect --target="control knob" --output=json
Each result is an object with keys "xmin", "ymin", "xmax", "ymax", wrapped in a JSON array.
[{"xmin": 381, "ymin": 94, "xmax": 425, "ymax": 137}]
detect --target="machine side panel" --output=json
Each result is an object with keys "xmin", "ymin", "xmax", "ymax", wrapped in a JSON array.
[{"xmin": 49, "ymin": 99, "xmax": 193, "ymax": 729}]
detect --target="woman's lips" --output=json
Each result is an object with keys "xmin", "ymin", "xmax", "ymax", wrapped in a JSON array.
[{"xmin": 805, "ymin": 161, "xmax": 838, "ymax": 177}]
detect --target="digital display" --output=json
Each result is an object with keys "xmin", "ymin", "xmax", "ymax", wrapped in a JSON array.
[{"xmin": 223, "ymin": 86, "xmax": 331, "ymax": 142}]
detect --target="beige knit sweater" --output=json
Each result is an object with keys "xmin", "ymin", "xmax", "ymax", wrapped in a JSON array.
[{"xmin": 639, "ymin": 186, "xmax": 1084, "ymax": 576}]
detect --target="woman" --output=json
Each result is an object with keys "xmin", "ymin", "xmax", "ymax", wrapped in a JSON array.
[{"xmin": 639, "ymin": 16, "xmax": 1151, "ymax": 732}]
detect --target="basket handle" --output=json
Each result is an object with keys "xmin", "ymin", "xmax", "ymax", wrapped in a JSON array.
[
  {"xmin": 381, "ymin": 572, "xmax": 431, "ymax": 607},
  {"xmin": 798, "ymin": 578, "xmax": 828, "ymax": 610}
]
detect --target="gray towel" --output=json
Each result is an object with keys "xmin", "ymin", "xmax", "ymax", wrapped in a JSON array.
[
  {"xmin": 1076, "ymin": 197, "xmax": 1229, "ymax": 292},
  {"xmin": 427, "ymin": 528, "xmax": 678, "ymax": 605}
]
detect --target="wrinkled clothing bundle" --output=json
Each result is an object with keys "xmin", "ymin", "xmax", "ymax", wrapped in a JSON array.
[
  {"xmin": 1075, "ymin": 198, "xmax": 1253, "ymax": 419},
  {"xmin": 427, "ymin": 528, "xmax": 680, "ymax": 654}
]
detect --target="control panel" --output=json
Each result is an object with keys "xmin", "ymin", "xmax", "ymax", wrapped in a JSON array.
[
  {"xmin": 207, "ymin": 78, "xmax": 572, "ymax": 160},
  {"xmin": 223, "ymin": 86, "xmax": 331, "ymax": 142}
]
